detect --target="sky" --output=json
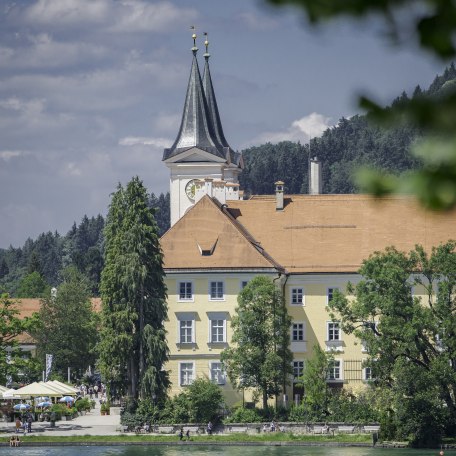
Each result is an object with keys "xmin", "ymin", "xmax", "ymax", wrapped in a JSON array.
[{"xmin": 0, "ymin": 0, "xmax": 445, "ymax": 248}]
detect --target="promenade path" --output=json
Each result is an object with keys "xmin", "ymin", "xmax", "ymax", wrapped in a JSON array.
[{"xmin": 0, "ymin": 399, "xmax": 122, "ymax": 437}]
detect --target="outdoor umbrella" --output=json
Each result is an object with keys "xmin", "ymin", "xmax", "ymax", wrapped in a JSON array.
[
  {"xmin": 59, "ymin": 396, "xmax": 74, "ymax": 403},
  {"xmin": 13, "ymin": 404, "xmax": 31, "ymax": 411},
  {"xmin": 37, "ymin": 401, "xmax": 52, "ymax": 407}
]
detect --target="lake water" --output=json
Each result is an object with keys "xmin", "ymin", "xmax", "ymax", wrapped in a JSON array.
[{"xmin": 0, "ymin": 446, "xmax": 452, "ymax": 456}]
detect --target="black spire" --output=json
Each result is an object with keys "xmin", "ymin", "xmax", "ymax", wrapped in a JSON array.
[{"xmin": 163, "ymin": 36, "xmax": 226, "ymax": 161}]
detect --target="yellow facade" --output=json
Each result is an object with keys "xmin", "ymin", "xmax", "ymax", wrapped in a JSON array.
[
  {"xmin": 163, "ymin": 271, "xmax": 384, "ymax": 405},
  {"xmin": 164, "ymin": 272, "xmax": 279, "ymax": 405}
]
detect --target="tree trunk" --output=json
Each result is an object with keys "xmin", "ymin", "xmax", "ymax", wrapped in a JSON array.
[
  {"xmin": 130, "ymin": 356, "xmax": 137, "ymax": 399},
  {"xmin": 263, "ymin": 389, "xmax": 268, "ymax": 410},
  {"xmin": 138, "ymin": 285, "xmax": 145, "ymax": 399}
]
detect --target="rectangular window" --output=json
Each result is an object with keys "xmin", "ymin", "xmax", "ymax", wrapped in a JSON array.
[
  {"xmin": 328, "ymin": 360, "xmax": 341, "ymax": 380},
  {"xmin": 293, "ymin": 360, "xmax": 304, "ymax": 381},
  {"xmin": 210, "ymin": 319, "xmax": 225, "ymax": 343},
  {"xmin": 291, "ymin": 288, "xmax": 304, "ymax": 305},
  {"xmin": 364, "ymin": 366, "xmax": 372, "ymax": 381},
  {"xmin": 241, "ymin": 280, "xmax": 249, "ymax": 290},
  {"xmin": 180, "ymin": 320, "xmax": 194, "ymax": 343},
  {"xmin": 210, "ymin": 362, "xmax": 225, "ymax": 385},
  {"xmin": 210, "ymin": 281, "xmax": 224, "ymax": 300},
  {"xmin": 292, "ymin": 323, "xmax": 304, "ymax": 342},
  {"xmin": 328, "ymin": 287, "xmax": 339, "ymax": 303},
  {"xmin": 180, "ymin": 362, "xmax": 194, "ymax": 386},
  {"xmin": 328, "ymin": 322, "xmax": 340, "ymax": 341},
  {"xmin": 179, "ymin": 282, "xmax": 193, "ymax": 300}
]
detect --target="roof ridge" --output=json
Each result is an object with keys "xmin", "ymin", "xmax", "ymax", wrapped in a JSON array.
[{"xmin": 209, "ymin": 197, "xmax": 285, "ymax": 272}]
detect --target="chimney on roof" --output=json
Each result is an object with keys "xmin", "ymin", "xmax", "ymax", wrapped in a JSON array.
[
  {"xmin": 275, "ymin": 181, "xmax": 284, "ymax": 211},
  {"xmin": 309, "ymin": 157, "xmax": 322, "ymax": 195}
]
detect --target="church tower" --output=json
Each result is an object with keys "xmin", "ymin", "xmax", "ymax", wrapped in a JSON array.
[{"xmin": 163, "ymin": 33, "xmax": 243, "ymax": 226}]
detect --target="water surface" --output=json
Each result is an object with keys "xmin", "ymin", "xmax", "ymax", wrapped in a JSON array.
[{"xmin": 0, "ymin": 446, "xmax": 452, "ymax": 456}]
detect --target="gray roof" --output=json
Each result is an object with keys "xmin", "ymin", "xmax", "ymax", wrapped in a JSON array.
[
  {"xmin": 163, "ymin": 48, "xmax": 242, "ymax": 167},
  {"xmin": 202, "ymin": 53, "xmax": 242, "ymax": 167}
]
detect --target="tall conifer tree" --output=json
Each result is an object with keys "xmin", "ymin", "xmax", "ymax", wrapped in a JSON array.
[{"xmin": 99, "ymin": 177, "xmax": 169, "ymax": 401}]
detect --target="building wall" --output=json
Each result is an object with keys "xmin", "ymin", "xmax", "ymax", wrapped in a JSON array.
[
  {"xmin": 164, "ymin": 271, "xmax": 429, "ymax": 405},
  {"xmin": 164, "ymin": 271, "xmax": 277, "ymax": 405}
]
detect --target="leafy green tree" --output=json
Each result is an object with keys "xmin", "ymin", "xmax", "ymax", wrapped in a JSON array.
[
  {"xmin": 328, "ymin": 241, "xmax": 456, "ymax": 444},
  {"xmin": 31, "ymin": 267, "xmax": 98, "ymax": 379},
  {"xmin": 221, "ymin": 276, "xmax": 293, "ymax": 409},
  {"xmin": 0, "ymin": 258, "xmax": 8, "ymax": 279},
  {"xmin": 266, "ymin": 0, "xmax": 456, "ymax": 210},
  {"xmin": 26, "ymin": 251, "xmax": 42, "ymax": 275},
  {"xmin": 298, "ymin": 344, "xmax": 331, "ymax": 419},
  {"xmin": 16, "ymin": 271, "xmax": 49, "ymax": 298},
  {"xmin": 0, "ymin": 294, "xmax": 37, "ymax": 384},
  {"xmin": 186, "ymin": 378, "xmax": 225, "ymax": 423},
  {"xmin": 99, "ymin": 176, "xmax": 169, "ymax": 402},
  {"xmin": 149, "ymin": 192, "xmax": 170, "ymax": 236}
]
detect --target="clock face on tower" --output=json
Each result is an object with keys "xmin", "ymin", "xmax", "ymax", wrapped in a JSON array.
[{"xmin": 185, "ymin": 179, "xmax": 196, "ymax": 201}]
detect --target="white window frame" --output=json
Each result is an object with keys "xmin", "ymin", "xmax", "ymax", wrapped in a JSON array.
[
  {"xmin": 327, "ymin": 321, "xmax": 341, "ymax": 341},
  {"xmin": 293, "ymin": 360, "xmax": 304, "ymax": 382},
  {"xmin": 290, "ymin": 321, "xmax": 307, "ymax": 352},
  {"xmin": 291, "ymin": 287, "xmax": 304, "ymax": 306},
  {"xmin": 207, "ymin": 312, "xmax": 227, "ymax": 344},
  {"xmin": 176, "ymin": 313, "xmax": 196, "ymax": 345},
  {"xmin": 179, "ymin": 361, "xmax": 195, "ymax": 386},
  {"xmin": 209, "ymin": 281, "xmax": 225, "ymax": 301},
  {"xmin": 178, "ymin": 281, "xmax": 194, "ymax": 301},
  {"xmin": 363, "ymin": 358, "xmax": 376, "ymax": 381},
  {"xmin": 209, "ymin": 361, "xmax": 226, "ymax": 385},
  {"xmin": 327, "ymin": 287, "xmax": 339, "ymax": 304},
  {"xmin": 327, "ymin": 359, "xmax": 343, "ymax": 382},
  {"xmin": 326, "ymin": 321, "xmax": 343, "ymax": 351},
  {"xmin": 179, "ymin": 320, "xmax": 194, "ymax": 344},
  {"xmin": 291, "ymin": 323, "xmax": 305, "ymax": 342}
]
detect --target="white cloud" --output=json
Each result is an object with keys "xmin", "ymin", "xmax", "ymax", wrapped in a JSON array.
[
  {"xmin": 23, "ymin": 0, "xmax": 198, "ymax": 33},
  {"xmin": 119, "ymin": 136, "xmax": 170, "ymax": 148},
  {"xmin": 0, "ymin": 97, "xmax": 46, "ymax": 114},
  {"xmin": 24, "ymin": 0, "xmax": 110, "ymax": 26},
  {"xmin": 0, "ymin": 150, "xmax": 26, "ymax": 161},
  {"xmin": 108, "ymin": 1, "xmax": 198, "ymax": 33},
  {"xmin": 246, "ymin": 112, "xmax": 333, "ymax": 146},
  {"xmin": 237, "ymin": 11, "xmax": 279, "ymax": 31},
  {"xmin": 0, "ymin": 34, "xmax": 109, "ymax": 70}
]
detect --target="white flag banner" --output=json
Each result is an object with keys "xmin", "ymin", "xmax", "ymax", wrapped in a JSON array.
[{"xmin": 45, "ymin": 354, "xmax": 53, "ymax": 381}]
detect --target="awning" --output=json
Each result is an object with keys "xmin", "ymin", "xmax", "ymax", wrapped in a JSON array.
[
  {"xmin": 39, "ymin": 381, "xmax": 76, "ymax": 395},
  {"xmin": 2, "ymin": 388, "xmax": 21, "ymax": 399},
  {"xmin": 14, "ymin": 382, "xmax": 63, "ymax": 398}
]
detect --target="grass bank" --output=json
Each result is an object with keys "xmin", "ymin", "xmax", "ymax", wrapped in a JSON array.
[{"xmin": 0, "ymin": 433, "xmax": 374, "ymax": 445}]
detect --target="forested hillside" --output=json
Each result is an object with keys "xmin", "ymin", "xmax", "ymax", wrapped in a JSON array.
[
  {"xmin": 1, "ymin": 64, "xmax": 455, "ymax": 297},
  {"xmin": 0, "ymin": 192, "xmax": 169, "ymax": 296},
  {"xmin": 240, "ymin": 63, "xmax": 456, "ymax": 195}
]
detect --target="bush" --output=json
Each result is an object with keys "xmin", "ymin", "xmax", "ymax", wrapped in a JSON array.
[
  {"xmin": 288, "ymin": 404, "xmax": 312, "ymax": 422},
  {"xmin": 159, "ymin": 393, "xmax": 191, "ymax": 424},
  {"xmin": 74, "ymin": 397, "xmax": 91, "ymax": 412},
  {"xmin": 328, "ymin": 390, "xmax": 380, "ymax": 423},
  {"xmin": 50, "ymin": 403, "xmax": 67, "ymax": 415},
  {"xmin": 120, "ymin": 411, "xmax": 143, "ymax": 430},
  {"xmin": 186, "ymin": 378, "xmax": 225, "ymax": 423},
  {"xmin": 135, "ymin": 399, "xmax": 157, "ymax": 424},
  {"xmin": 223, "ymin": 406, "xmax": 264, "ymax": 423}
]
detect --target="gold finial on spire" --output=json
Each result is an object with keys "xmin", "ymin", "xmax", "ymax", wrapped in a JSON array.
[
  {"xmin": 203, "ymin": 31, "xmax": 210, "ymax": 59},
  {"xmin": 204, "ymin": 32, "xmax": 209, "ymax": 53},
  {"xmin": 190, "ymin": 25, "xmax": 197, "ymax": 50}
]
